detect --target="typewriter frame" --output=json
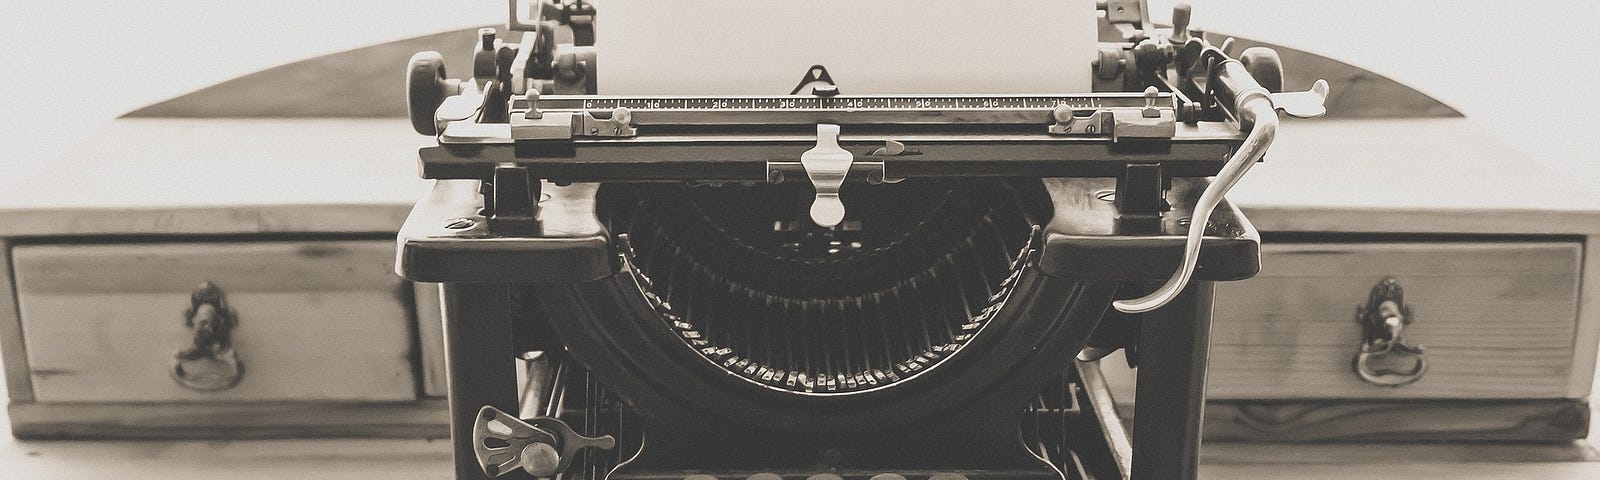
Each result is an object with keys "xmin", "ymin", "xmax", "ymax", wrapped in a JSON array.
[
  {"xmin": 401, "ymin": 172, "xmax": 1258, "ymax": 480},
  {"xmin": 395, "ymin": 2, "xmax": 1314, "ymax": 479}
]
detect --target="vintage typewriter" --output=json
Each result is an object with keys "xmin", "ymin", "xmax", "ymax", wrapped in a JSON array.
[{"xmin": 397, "ymin": 2, "xmax": 1329, "ymax": 480}]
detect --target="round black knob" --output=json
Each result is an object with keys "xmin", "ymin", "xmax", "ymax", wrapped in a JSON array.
[
  {"xmin": 407, "ymin": 51, "xmax": 460, "ymax": 135},
  {"xmin": 1169, "ymin": 3, "xmax": 1192, "ymax": 42},
  {"xmin": 1239, "ymin": 47, "xmax": 1284, "ymax": 93}
]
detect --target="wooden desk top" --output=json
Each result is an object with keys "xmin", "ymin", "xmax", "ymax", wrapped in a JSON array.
[
  {"xmin": 2, "ymin": 370, "xmax": 1595, "ymax": 479},
  {"xmin": 1, "ymin": 116, "xmax": 1593, "ymax": 237},
  {"xmin": 1, "ymin": 436, "xmax": 1595, "ymax": 480},
  {"xmin": 0, "ymin": 119, "xmax": 428, "ymax": 237},
  {"xmin": 1232, "ymin": 117, "xmax": 1600, "ymax": 235}
]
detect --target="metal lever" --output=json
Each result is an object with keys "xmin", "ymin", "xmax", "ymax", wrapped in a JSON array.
[
  {"xmin": 473, "ymin": 405, "xmax": 616, "ymax": 478},
  {"xmin": 508, "ymin": 0, "xmax": 561, "ymax": 32},
  {"xmin": 800, "ymin": 124, "xmax": 853, "ymax": 227},
  {"xmin": 1271, "ymin": 79, "xmax": 1331, "ymax": 118},
  {"xmin": 1114, "ymin": 71, "xmax": 1330, "ymax": 313}
]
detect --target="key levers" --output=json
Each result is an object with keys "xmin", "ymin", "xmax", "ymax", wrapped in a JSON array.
[{"xmin": 396, "ymin": 2, "xmax": 1328, "ymax": 480}]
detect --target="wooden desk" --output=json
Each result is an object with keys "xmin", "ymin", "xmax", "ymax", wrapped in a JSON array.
[
  {"xmin": 2, "ymin": 116, "xmax": 1597, "ymax": 478},
  {"xmin": 1, "ymin": 367, "xmax": 1595, "ymax": 479},
  {"xmin": 3, "ymin": 434, "xmax": 1596, "ymax": 480}
]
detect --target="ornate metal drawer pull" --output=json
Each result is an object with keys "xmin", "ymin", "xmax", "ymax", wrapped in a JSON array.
[
  {"xmin": 170, "ymin": 281, "xmax": 243, "ymax": 391},
  {"xmin": 1352, "ymin": 277, "xmax": 1427, "ymax": 387}
]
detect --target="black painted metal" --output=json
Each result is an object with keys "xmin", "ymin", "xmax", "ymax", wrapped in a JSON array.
[
  {"xmin": 441, "ymin": 283, "xmax": 530, "ymax": 480},
  {"xmin": 401, "ymin": 174, "xmax": 1259, "ymax": 480},
  {"xmin": 397, "ymin": 180, "xmax": 613, "ymax": 284},
  {"xmin": 1130, "ymin": 282, "xmax": 1216, "ymax": 480},
  {"xmin": 1036, "ymin": 178, "xmax": 1260, "ymax": 282},
  {"xmin": 523, "ymin": 270, "xmax": 1115, "ymax": 478},
  {"xmin": 490, "ymin": 165, "xmax": 541, "ymax": 234},
  {"xmin": 1113, "ymin": 163, "xmax": 1165, "ymax": 233},
  {"xmin": 418, "ymin": 141, "xmax": 1239, "ymax": 182}
]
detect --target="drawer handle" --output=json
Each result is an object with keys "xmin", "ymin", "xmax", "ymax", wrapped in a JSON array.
[
  {"xmin": 170, "ymin": 282, "xmax": 243, "ymax": 391},
  {"xmin": 1352, "ymin": 277, "xmax": 1427, "ymax": 387}
]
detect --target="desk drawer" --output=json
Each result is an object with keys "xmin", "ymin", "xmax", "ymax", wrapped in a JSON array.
[
  {"xmin": 1210, "ymin": 241, "xmax": 1583, "ymax": 400},
  {"xmin": 13, "ymin": 239, "xmax": 417, "ymax": 403}
]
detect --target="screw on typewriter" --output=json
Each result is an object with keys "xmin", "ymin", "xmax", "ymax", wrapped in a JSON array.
[{"xmin": 398, "ymin": 2, "xmax": 1328, "ymax": 480}]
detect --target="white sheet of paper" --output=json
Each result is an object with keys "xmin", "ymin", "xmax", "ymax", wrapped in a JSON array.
[{"xmin": 594, "ymin": 0, "xmax": 1097, "ymax": 95}]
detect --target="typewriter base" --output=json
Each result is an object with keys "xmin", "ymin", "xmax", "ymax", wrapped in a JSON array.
[
  {"xmin": 605, "ymin": 357, "xmax": 1138, "ymax": 480},
  {"xmin": 437, "ymin": 281, "xmax": 1215, "ymax": 480},
  {"xmin": 407, "ymin": 176, "xmax": 1245, "ymax": 480}
]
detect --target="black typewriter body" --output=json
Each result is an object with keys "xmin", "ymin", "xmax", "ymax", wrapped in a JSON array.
[{"xmin": 396, "ymin": 2, "xmax": 1329, "ymax": 480}]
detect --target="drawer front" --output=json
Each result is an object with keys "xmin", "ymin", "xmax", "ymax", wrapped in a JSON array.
[
  {"xmin": 14, "ymin": 240, "xmax": 417, "ymax": 402},
  {"xmin": 1210, "ymin": 241, "xmax": 1582, "ymax": 399}
]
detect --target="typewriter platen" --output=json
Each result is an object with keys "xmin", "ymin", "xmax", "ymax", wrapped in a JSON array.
[{"xmin": 396, "ymin": 2, "xmax": 1328, "ymax": 480}]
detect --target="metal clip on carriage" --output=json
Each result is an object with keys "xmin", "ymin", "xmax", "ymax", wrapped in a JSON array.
[{"xmin": 397, "ymin": 1, "xmax": 1329, "ymax": 479}]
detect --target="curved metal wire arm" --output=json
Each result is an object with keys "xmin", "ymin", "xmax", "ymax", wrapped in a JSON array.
[{"xmin": 1113, "ymin": 100, "xmax": 1274, "ymax": 313}]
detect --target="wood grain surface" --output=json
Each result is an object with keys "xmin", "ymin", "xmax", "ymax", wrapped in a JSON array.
[
  {"xmin": 1573, "ymin": 236, "xmax": 1600, "ymax": 397},
  {"xmin": 12, "ymin": 239, "xmax": 417, "ymax": 402},
  {"xmin": 1201, "ymin": 441, "xmax": 1600, "ymax": 465},
  {"xmin": 1209, "ymin": 241, "xmax": 1583, "ymax": 399},
  {"xmin": 4, "ymin": 117, "xmax": 1598, "ymax": 238},
  {"xmin": 0, "ymin": 436, "xmax": 1593, "ymax": 480},
  {"xmin": 1229, "ymin": 118, "xmax": 1600, "ymax": 236},
  {"xmin": 1204, "ymin": 399, "xmax": 1590, "ymax": 442},
  {"xmin": 0, "ymin": 240, "xmax": 33, "ymax": 402},
  {"xmin": 0, "ymin": 119, "xmax": 426, "ymax": 237},
  {"xmin": 1199, "ymin": 462, "xmax": 1600, "ymax": 480},
  {"xmin": 8, "ymin": 400, "xmax": 447, "ymax": 440}
]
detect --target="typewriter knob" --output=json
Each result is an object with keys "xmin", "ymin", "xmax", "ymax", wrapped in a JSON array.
[
  {"xmin": 474, "ymin": 28, "xmax": 500, "ymax": 80},
  {"xmin": 1239, "ymin": 47, "xmax": 1284, "ymax": 93},
  {"xmin": 1168, "ymin": 3, "xmax": 1192, "ymax": 43},
  {"xmin": 556, "ymin": 53, "xmax": 583, "ymax": 81},
  {"xmin": 408, "ymin": 51, "xmax": 464, "ymax": 135}
]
